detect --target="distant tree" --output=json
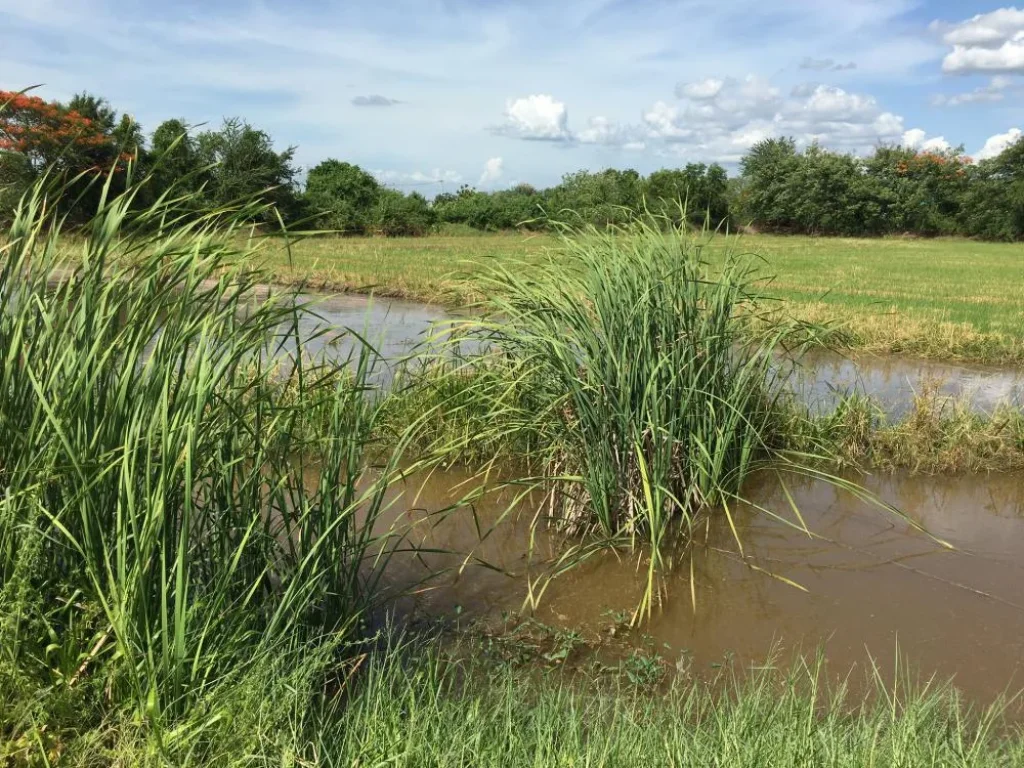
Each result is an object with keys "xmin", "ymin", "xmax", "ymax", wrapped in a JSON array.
[
  {"xmin": 374, "ymin": 189, "xmax": 435, "ymax": 236},
  {"xmin": 960, "ymin": 137, "xmax": 1024, "ymax": 240},
  {"xmin": 303, "ymin": 159, "xmax": 382, "ymax": 234},
  {"xmin": 0, "ymin": 150, "xmax": 33, "ymax": 224},
  {"xmin": 646, "ymin": 163, "xmax": 729, "ymax": 227},
  {"xmin": 738, "ymin": 137, "xmax": 801, "ymax": 231},
  {"xmin": 149, "ymin": 119, "xmax": 207, "ymax": 199},
  {"xmin": 196, "ymin": 118, "xmax": 299, "ymax": 222},
  {"xmin": 547, "ymin": 168, "xmax": 644, "ymax": 227},
  {"xmin": 866, "ymin": 145, "xmax": 970, "ymax": 236},
  {"xmin": 0, "ymin": 89, "xmax": 142, "ymax": 222},
  {"xmin": 0, "ymin": 90, "xmax": 111, "ymax": 174}
]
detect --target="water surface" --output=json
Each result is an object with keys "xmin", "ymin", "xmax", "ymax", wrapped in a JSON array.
[
  {"xmin": 379, "ymin": 468, "xmax": 1024, "ymax": 703},
  {"xmin": 300, "ymin": 292, "xmax": 1024, "ymax": 416}
]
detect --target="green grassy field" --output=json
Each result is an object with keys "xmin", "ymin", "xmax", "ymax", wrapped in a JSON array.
[{"xmin": 258, "ymin": 232, "xmax": 1024, "ymax": 363}]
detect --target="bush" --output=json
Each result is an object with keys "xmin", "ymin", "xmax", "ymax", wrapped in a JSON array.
[
  {"xmin": 374, "ymin": 188, "xmax": 435, "ymax": 236},
  {"xmin": 304, "ymin": 159, "xmax": 381, "ymax": 234}
]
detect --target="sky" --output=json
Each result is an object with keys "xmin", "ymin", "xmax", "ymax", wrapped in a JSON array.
[{"xmin": 2, "ymin": 0, "xmax": 1024, "ymax": 192}]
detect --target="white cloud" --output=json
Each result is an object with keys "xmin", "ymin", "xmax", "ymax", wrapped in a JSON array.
[
  {"xmin": 372, "ymin": 168, "xmax": 462, "ymax": 187},
  {"xmin": 932, "ymin": 75, "xmax": 1016, "ymax": 106},
  {"xmin": 976, "ymin": 127, "xmax": 1023, "ymax": 160},
  {"xmin": 479, "ymin": 156, "xmax": 504, "ymax": 186},
  {"xmin": 935, "ymin": 8, "xmax": 1024, "ymax": 74},
  {"xmin": 495, "ymin": 94, "xmax": 571, "ymax": 141},
  {"xmin": 675, "ymin": 78, "xmax": 725, "ymax": 100},
  {"xmin": 905, "ymin": 129, "xmax": 950, "ymax": 153},
  {"xmin": 792, "ymin": 85, "xmax": 878, "ymax": 122},
  {"xmin": 943, "ymin": 33, "xmax": 1024, "ymax": 74},
  {"xmin": 642, "ymin": 76, "xmax": 905, "ymax": 159},
  {"xmin": 352, "ymin": 94, "xmax": 401, "ymax": 107},
  {"xmin": 577, "ymin": 116, "xmax": 645, "ymax": 147},
  {"xmin": 933, "ymin": 8, "xmax": 1024, "ymax": 47},
  {"xmin": 798, "ymin": 57, "xmax": 856, "ymax": 71},
  {"xmin": 901, "ymin": 128, "xmax": 926, "ymax": 148},
  {"xmin": 642, "ymin": 101, "xmax": 695, "ymax": 141},
  {"xmin": 901, "ymin": 129, "xmax": 950, "ymax": 152}
]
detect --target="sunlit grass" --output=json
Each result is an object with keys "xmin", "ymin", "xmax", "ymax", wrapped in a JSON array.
[
  {"xmin": 0, "ymin": 170, "xmax": 430, "ymax": 760},
  {"xmin": 257, "ymin": 231, "xmax": 1024, "ymax": 363}
]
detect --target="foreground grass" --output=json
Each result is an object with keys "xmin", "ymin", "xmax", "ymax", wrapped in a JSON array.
[
  {"xmin": 11, "ymin": 639, "xmax": 1023, "ymax": 767},
  {"xmin": 260, "ymin": 232, "xmax": 1024, "ymax": 364}
]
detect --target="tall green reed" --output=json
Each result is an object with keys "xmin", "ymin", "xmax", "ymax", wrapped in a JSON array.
[
  {"xmin": 438, "ymin": 216, "xmax": 887, "ymax": 616},
  {"xmin": 0, "ymin": 170, "xmax": 415, "ymax": 743}
]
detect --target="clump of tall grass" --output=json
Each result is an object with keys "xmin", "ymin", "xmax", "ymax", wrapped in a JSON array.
[
  {"xmin": 0, "ymin": 171, "xmax": 420, "ymax": 758},
  {"xmin": 439, "ymin": 217, "xmax": 847, "ymax": 613},
  {"xmin": 802, "ymin": 385, "xmax": 1024, "ymax": 474}
]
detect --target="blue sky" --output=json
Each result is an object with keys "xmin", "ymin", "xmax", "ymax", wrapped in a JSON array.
[{"xmin": 2, "ymin": 0, "xmax": 1023, "ymax": 191}]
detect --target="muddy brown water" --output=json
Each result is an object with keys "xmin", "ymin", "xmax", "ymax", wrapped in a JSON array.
[
  {"xmin": 373, "ymin": 467, "xmax": 1024, "ymax": 703},
  {"xmin": 288, "ymin": 292, "xmax": 1024, "ymax": 700}
]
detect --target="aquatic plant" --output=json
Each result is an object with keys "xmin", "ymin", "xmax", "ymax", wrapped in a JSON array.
[{"xmin": 439, "ymin": 216, "xmax": 909, "ymax": 617}]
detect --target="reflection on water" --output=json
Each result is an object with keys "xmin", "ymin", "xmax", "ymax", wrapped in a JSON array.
[
  {"xmin": 790, "ymin": 349, "xmax": 1024, "ymax": 419},
  {"xmin": 376, "ymin": 467, "xmax": 1024, "ymax": 703},
  {"xmin": 294, "ymin": 292, "xmax": 1024, "ymax": 416}
]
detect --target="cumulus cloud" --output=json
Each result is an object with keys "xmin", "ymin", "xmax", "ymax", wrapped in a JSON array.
[
  {"xmin": 935, "ymin": 7, "xmax": 1024, "ymax": 74},
  {"xmin": 479, "ymin": 156, "xmax": 504, "ymax": 186},
  {"xmin": 799, "ymin": 57, "xmax": 857, "ymax": 71},
  {"xmin": 494, "ymin": 75, "xmax": 948, "ymax": 166},
  {"xmin": 934, "ymin": 8, "xmax": 1024, "ymax": 47},
  {"xmin": 372, "ymin": 168, "xmax": 462, "ymax": 186},
  {"xmin": 496, "ymin": 99, "xmax": 644, "ymax": 148},
  {"xmin": 901, "ymin": 128, "xmax": 951, "ymax": 152},
  {"xmin": 494, "ymin": 94, "xmax": 572, "ymax": 141},
  {"xmin": 976, "ymin": 127, "xmax": 1023, "ymax": 160},
  {"xmin": 352, "ymin": 94, "xmax": 401, "ymax": 107},
  {"xmin": 675, "ymin": 78, "xmax": 725, "ymax": 100},
  {"xmin": 577, "ymin": 116, "xmax": 645, "ymax": 147},
  {"xmin": 792, "ymin": 84, "xmax": 878, "ymax": 122},
  {"xmin": 642, "ymin": 77, "xmax": 905, "ymax": 160},
  {"xmin": 932, "ymin": 75, "xmax": 1016, "ymax": 106}
]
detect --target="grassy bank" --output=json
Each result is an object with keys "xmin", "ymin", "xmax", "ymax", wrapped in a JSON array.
[
  {"xmin": 10, "ymin": 637, "xmax": 1024, "ymax": 767},
  {"xmin": 258, "ymin": 232, "xmax": 1024, "ymax": 364}
]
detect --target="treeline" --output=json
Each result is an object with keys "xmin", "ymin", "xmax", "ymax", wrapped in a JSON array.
[
  {"xmin": 739, "ymin": 138, "xmax": 1024, "ymax": 241},
  {"xmin": 3, "ymin": 89, "xmax": 1023, "ymax": 240}
]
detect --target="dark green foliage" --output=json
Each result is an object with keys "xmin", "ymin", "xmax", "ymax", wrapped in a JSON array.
[
  {"xmin": 960, "ymin": 139, "xmax": 1024, "ymax": 241},
  {"xmin": 737, "ymin": 137, "xmax": 801, "ymax": 230},
  {"xmin": 305, "ymin": 158, "xmax": 383, "ymax": 234},
  {"xmin": 375, "ymin": 188, "xmax": 436, "ymax": 235},
  {"xmin": 0, "ymin": 151, "xmax": 31, "ymax": 226},
  {"xmin": 646, "ymin": 163, "xmax": 729, "ymax": 227},
  {"xmin": 194, "ymin": 117, "xmax": 300, "ymax": 223},
  {"xmin": 737, "ymin": 136, "xmax": 1018, "ymax": 239},
  {"xmin": 149, "ymin": 118, "xmax": 207, "ymax": 196},
  {"xmin": 546, "ymin": 168, "xmax": 644, "ymax": 226}
]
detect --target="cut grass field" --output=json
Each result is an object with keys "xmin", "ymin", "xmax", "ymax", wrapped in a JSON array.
[{"xmin": 258, "ymin": 232, "xmax": 1024, "ymax": 364}]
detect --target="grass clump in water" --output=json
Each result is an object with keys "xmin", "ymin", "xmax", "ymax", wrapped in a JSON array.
[{"xmin": 441, "ymin": 217, "xmax": 845, "ymax": 615}]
